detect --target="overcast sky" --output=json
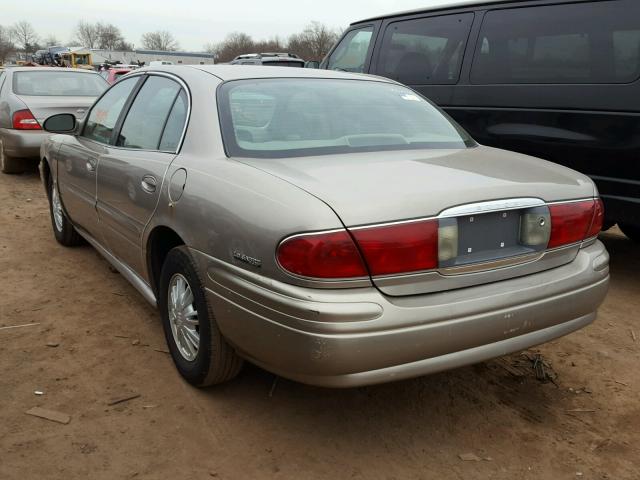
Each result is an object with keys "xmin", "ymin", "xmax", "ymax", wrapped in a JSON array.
[{"xmin": 1, "ymin": 0, "xmax": 473, "ymax": 51}]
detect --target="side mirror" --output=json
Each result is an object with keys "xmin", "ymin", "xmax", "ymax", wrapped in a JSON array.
[
  {"xmin": 305, "ymin": 60, "xmax": 320, "ymax": 69},
  {"xmin": 43, "ymin": 113, "xmax": 77, "ymax": 134}
]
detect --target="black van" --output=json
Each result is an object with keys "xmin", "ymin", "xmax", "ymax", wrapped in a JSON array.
[{"xmin": 320, "ymin": 0, "xmax": 640, "ymax": 241}]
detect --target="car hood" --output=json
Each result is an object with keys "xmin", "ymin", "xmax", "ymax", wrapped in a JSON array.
[
  {"xmin": 237, "ymin": 146, "xmax": 596, "ymax": 226},
  {"xmin": 16, "ymin": 95, "xmax": 96, "ymax": 122}
]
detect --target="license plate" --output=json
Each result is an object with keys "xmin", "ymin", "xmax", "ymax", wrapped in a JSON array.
[{"xmin": 438, "ymin": 207, "xmax": 549, "ymax": 269}]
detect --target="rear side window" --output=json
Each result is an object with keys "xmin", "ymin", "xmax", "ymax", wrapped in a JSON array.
[
  {"xmin": 116, "ymin": 76, "xmax": 181, "ymax": 150},
  {"xmin": 159, "ymin": 89, "xmax": 188, "ymax": 151},
  {"xmin": 376, "ymin": 13, "xmax": 474, "ymax": 85},
  {"xmin": 472, "ymin": 0, "xmax": 640, "ymax": 84},
  {"xmin": 326, "ymin": 26, "xmax": 373, "ymax": 73},
  {"xmin": 83, "ymin": 76, "xmax": 139, "ymax": 144}
]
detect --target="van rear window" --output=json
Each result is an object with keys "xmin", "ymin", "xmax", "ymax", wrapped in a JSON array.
[{"xmin": 471, "ymin": 0, "xmax": 640, "ymax": 85}]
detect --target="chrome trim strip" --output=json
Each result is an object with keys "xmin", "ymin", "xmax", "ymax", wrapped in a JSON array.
[
  {"xmin": 75, "ymin": 227, "xmax": 158, "ymax": 307},
  {"xmin": 348, "ymin": 197, "xmax": 597, "ymax": 230},
  {"xmin": 438, "ymin": 198, "xmax": 545, "ymax": 218},
  {"xmin": 349, "ymin": 216, "xmax": 437, "ymax": 230},
  {"xmin": 438, "ymin": 252, "xmax": 543, "ymax": 276}
]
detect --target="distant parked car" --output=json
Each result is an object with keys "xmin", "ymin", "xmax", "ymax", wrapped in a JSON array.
[
  {"xmin": 0, "ymin": 67, "xmax": 107, "ymax": 174},
  {"xmin": 40, "ymin": 65, "xmax": 608, "ymax": 388},
  {"xmin": 100, "ymin": 67, "xmax": 133, "ymax": 85},
  {"xmin": 320, "ymin": 0, "xmax": 640, "ymax": 242},
  {"xmin": 231, "ymin": 53, "xmax": 305, "ymax": 67}
]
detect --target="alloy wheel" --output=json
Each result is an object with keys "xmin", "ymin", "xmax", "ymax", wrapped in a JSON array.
[
  {"xmin": 51, "ymin": 183, "xmax": 64, "ymax": 232},
  {"xmin": 168, "ymin": 273, "xmax": 200, "ymax": 361}
]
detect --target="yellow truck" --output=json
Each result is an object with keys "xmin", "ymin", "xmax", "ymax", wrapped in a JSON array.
[{"xmin": 60, "ymin": 49, "xmax": 93, "ymax": 70}]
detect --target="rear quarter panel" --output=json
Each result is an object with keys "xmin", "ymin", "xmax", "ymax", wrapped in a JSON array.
[{"xmin": 142, "ymin": 71, "xmax": 354, "ymax": 288}]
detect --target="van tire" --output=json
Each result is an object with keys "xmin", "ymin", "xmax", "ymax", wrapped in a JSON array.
[{"xmin": 619, "ymin": 223, "xmax": 640, "ymax": 243}]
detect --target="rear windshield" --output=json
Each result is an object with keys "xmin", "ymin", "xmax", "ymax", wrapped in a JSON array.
[
  {"xmin": 13, "ymin": 71, "xmax": 107, "ymax": 96},
  {"xmin": 263, "ymin": 61, "xmax": 304, "ymax": 67},
  {"xmin": 218, "ymin": 78, "xmax": 474, "ymax": 158}
]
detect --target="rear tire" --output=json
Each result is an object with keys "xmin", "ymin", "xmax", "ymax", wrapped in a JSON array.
[
  {"xmin": 0, "ymin": 140, "xmax": 25, "ymax": 174},
  {"xmin": 47, "ymin": 176, "xmax": 83, "ymax": 246},
  {"xmin": 619, "ymin": 223, "xmax": 640, "ymax": 243},
  {"xmin": 159, "ymin": 246, "xmax": 243, "ymax": 387}
]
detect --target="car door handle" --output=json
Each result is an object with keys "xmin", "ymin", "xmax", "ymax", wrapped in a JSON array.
[
  {"xmin": 86, "ymin": 160, "xmax": 96, "ymax": 173},
  {"xmin": 141, "ymin": 175, "xmax": 157, "ymax": 193}
]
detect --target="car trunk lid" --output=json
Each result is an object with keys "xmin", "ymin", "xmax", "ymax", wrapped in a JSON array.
[
  {"xmin": 239, "ymin": 146, "xmax": 597, "ymax": 295},
  {"xmin": 16, "ymin": 95, "xmax": 95, "ymax": 123}
]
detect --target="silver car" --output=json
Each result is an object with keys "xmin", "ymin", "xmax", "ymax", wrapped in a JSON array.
[
  {"xmin": 0, "ymin": 67, "xmax": 107, "ymax": 174},
  {"xmin": 39, "ymin": 66, "xmax": 610, "ymax": 388}
]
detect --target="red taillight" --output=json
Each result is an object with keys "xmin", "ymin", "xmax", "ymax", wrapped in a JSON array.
[
  {"xmin": 12, "ymin": 109, "xmax": 41, "ymax": 130},
  {"xmin": 587, "ymin": 198, "xmax": 605, "ymax": 239},
  {"xmin": 277, "ymin": 230, "xmax": 368, "ymax": 279},
  {"xmin": 548, "ymin": 199, "xmax": 603, "ymax": 249},
  {"xmin": 350, "ymin": 219, "xmax": 438, "ymax": 276}
]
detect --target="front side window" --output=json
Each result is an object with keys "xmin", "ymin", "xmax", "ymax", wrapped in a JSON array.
[
  {"xmin": 12, "ymin": 71, "xmax": 107, "ymax": 96},
  {"xmin": 471, "ymin": 0, "xmax": 640, "ymax": 84},
  {"xmin": 326, "ymin": 27, "xmax": 373, "ymax": 73},
  {"xmin": 376, "ymin": 13, "xmax": 474, "ymax": 85},
  {"xmin": 218, "ymin": 78, "xmax": 473, "ymax": 159},
  {"xmin": 116, "ymin": 76, "xmax": 181, "ymax": 150},
  {"xmin": 83, "ymin": 76, "xmax": 139, "ymax": 144}
]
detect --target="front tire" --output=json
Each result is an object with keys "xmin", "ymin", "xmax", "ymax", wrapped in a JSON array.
[
  {"xmin": 48, "ymin": 176, "xmax": 83, "ymax": 246},
  {"xmin": 619, "ymin": 223, "xmax": 640, "ymax": 243},
  {"xmin": 0, "ymin": 139, "xmax": 24, "ymax": 174},
  {"xmin": 159, "ymin": 246, "xmax": 243, "ymax": 386}
]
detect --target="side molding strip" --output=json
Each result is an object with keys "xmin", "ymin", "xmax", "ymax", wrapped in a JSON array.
[{"xmin": 75, "ymin": 228, "xmax": 158, "ymax": 308}]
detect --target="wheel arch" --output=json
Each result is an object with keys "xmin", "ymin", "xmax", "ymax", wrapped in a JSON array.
[
  {"xmin": 40, "ymin": 156, "xmax": 52, "ymax": 197},
  {"xmin": 146, "ymin": 225, "xmax": 186, "ymax": 297}
]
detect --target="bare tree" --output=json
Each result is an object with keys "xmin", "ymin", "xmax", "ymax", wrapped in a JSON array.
[
  {"xmin": 287, "ymin": 22, "xmax": 341, "ymax": 61},
  {"xmin": 0, "ymin": 26, "xmax": 16, "ymax": 64},
  {"xmin": 75, "ymin": 21, "xmax": 99, "ymax": 48},
  {"xmin": 10, "ymin": 21, "xmax": 39, "ymax": 54},
  {"xmin": 96, "ymin": 23, "xmax": 126, "ymax": 50},
  {"xmin": 43, "ymin": 34, "xmax": 60, "ymax": 47},
  {"xmin": 141, "ymin": 30, "xmax": 179, "ymax": 51},
  {"xmin": 210, "ymin": 32, "xmax": 255, "ymax": 63},
  {"xmin": 204, "ymin": 23, "xmax": 341, "ymax": 63},
  {"xmin": 254, "ymin": 36, "xmax": 285, "ymax": 54}
]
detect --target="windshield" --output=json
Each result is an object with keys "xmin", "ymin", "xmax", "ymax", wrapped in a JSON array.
[
  {"xmin": 218, "ymin": 78, "xmax": 474, "ymax": 158},
  {"xmin": 13, "ymin": 71, "xmax": 107, "ymax": 96}
]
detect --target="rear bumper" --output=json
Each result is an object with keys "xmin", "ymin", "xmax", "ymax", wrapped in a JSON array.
[
  {"xmin": 0, "ymin": 128, "xmax": 49, "ymax": 158},
  {"xmin": 193, "ymin": 241, "xmax": 609, "ymax": 388}
]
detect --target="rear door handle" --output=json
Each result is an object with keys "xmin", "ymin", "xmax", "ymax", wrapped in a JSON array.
[
  {"xmin": 86, "ymin": 160, "xmax": 96, "ymax": 173},
  {"xmin": 141, "ymin": 175, "xmax": 157, "ymax": 193}
]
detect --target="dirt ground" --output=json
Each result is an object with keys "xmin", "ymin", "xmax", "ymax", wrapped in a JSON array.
[{"xmin": 1, "ymin": 167, "xmax": 639, "ymax": 480}]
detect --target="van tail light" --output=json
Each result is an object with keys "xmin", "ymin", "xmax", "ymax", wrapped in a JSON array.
[
  {"xmin": 350, "ymin": 220, "xmax": 439, "ymax": 276},
  {"xmin": 277, "ymin": 230, "xmax": 368, "ymax": 279},
  {"xmin": 548, "ymin": 199, "xmax": 604, "ymax": 249},
  {"xmin": 12, "ymin": 109, "xmax": 41, "ymax": 130}
]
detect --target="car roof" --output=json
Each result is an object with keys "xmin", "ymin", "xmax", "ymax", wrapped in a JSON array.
[
  {"xmin": 353, "ymin": 0, "xmax": 582, "ymax": 24},
  {"xmin": 137, "ymin": 64, "xmax": 397, "ymax": 83},
  {"xmin": 8, "ymin": 67, "xmax": 99, "ymax": 74}
]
